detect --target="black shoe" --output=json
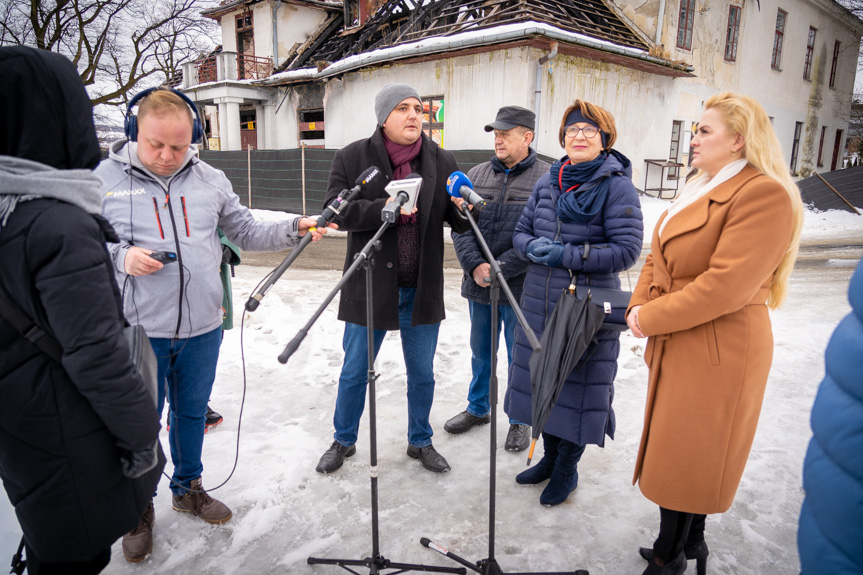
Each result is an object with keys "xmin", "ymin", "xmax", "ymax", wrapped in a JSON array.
[
  {"xmin": 504, "ymin": 424, "xmax": 531, "ymax": 452},
  {"xmin": 444, "ymin": 411, "xmax": 490, "ymax": 434},
  {"xmin": 316, "ymin": 441, "xmax": 356, "ymax": 474},
  {"xmin": 640, "ymin": 541, "xmax": 708, "ymax": 575},
  {"xmin": 205, "ymin": 405, "xmax": 223, "ymax": 432},
  {"xmin": 407, "ymin": 444, "xmax": 451, "ymax": 473}
]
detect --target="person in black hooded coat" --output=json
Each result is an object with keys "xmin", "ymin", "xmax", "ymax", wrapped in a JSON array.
[{"xmin": 0, "ymin": 46, "xmax": 164, "ymax": 573}]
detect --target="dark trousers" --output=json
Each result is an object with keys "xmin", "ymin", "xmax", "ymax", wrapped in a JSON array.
[
  {"xmin": 24, "ymin": 545, "xmax": 110, "ymax": 575},
  {"xmin": 652, "ymin": 507, "xmax": 707, "ymax": 563}
]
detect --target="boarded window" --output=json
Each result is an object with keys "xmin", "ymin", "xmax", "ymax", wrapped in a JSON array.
[{"xmin": 299, "ymin": 109, "xmax": 325, "ymax": 141}]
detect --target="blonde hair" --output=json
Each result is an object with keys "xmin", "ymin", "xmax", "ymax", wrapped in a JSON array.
[
  {"xmin": 138, "ymin": 89, "xmax": 194, "ymax": 127},
  {"xmin": 558, "ymin": 99, "xmax": 617, "ymax": 150},
  {"xmin": 700, "ymin": 92, "xmax": 803, "ymax": 309}
]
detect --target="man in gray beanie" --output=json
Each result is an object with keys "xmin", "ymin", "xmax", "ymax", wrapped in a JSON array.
[{"xmin": 316, "ymin": 83, "xmax": 470, "ymax": 475}]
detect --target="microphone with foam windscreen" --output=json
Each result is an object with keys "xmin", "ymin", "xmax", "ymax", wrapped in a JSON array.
[{"xmin": 446, "ymin": 171, "xmax": 486, "ymax": 209}]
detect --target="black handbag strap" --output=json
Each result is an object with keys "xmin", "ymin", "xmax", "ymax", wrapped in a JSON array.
[{"xmin": 0, "ymin": 288, "xmax": 62, "ymax": 362}]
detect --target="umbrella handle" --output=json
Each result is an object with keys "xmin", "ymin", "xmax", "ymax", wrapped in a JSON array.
[{"xmin": 526, "ymin": 438, "xmax": 538, "ymax": 466}]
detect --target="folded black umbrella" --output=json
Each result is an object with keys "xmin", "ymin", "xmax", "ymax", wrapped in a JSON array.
[{"xmin": 526, "ymin": 282, "xmax": 606, "ymax": 464}]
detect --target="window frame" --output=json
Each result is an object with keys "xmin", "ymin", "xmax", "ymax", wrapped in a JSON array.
[
  {"xmin": 724, "ymin": 5, "xmax": 741, "ymax": 62},
  {"xmin": 829, "ymin": 40, "xmax": 840, "ymax": 88},
  {"xmin": 803, "ymin": 27, "xmax": 817, "ymax": 80},
  {"xmin": 772, "ymin": 9, "xmax": 787, "ymax": 70},
  {"xmin": 676, "ymin": 0, "xmax": 696, "ymax": 51},
  {"xmin": 421, "ymin": 95, "xmax": 445, "ymax": 147},
  {"xmin": 790, "ymin": 121, "xmax": 803, "ymax": 175},
  {"xmin": 817, "ymin": 125, "xmax": 827, "ymax": 167}
]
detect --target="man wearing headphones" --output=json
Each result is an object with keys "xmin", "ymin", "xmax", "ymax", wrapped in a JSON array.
[{"xmin": 97, "ymin": 88, "xmax": 331, "ymax": 562}]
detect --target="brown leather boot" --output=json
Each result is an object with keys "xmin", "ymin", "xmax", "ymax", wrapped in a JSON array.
[
  {"xmin": 122, "ymin": 499, "xmax": 155, "ymax": 562},
  {"xmin": 171, "ymin": 477, "xmax": 232, "ymax": 524}
]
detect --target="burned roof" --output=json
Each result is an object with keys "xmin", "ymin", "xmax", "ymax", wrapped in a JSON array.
[{"xmin": 288, "ymin": 0, "xmax": 649, "ymax": 71}]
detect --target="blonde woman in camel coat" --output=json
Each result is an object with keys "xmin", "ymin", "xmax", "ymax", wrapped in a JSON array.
[{"xmin": 626, "ymin": 93, "xmax": 803, "ymax": 575}]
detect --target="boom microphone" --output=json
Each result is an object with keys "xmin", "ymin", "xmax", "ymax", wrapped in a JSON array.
[
  {"xmin": 245, "ymin": 166, "xmax": 383, "ymax": 312},
  {"xmin": 446, "ymin": 171, "xmax": 486, "ymax": 209}
]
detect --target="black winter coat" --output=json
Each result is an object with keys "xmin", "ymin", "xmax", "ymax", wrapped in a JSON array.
[
  {"xmin": 0, "ymin": 199, "xmax": 163, "ymax": 562},
  {"xmin": 324, "ymin": 128, "xmax": 470, "ymax": 330},
  {"xmin": 452, "ymin": 150, "xmax": 550, "ymax": 305}
]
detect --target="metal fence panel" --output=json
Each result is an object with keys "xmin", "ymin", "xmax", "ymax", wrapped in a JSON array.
[{"xmin": 198, "ymin": 148, "xmax": 552, "ymax": 215}]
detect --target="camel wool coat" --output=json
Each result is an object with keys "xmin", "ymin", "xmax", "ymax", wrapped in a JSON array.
[{"xmin": 628, "ymin": 165, "xmax": 793, "ymax": 514}]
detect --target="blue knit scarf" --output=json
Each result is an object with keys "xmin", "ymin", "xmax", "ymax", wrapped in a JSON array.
[{"xmin": 551, "ymin": 152, "xmax": 610, "ymax": 223}]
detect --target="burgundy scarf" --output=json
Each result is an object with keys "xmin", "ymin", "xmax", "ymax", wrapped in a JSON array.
[{"xmin": 382, "ymin": 131, "xmax": 421, "ymax": 225}]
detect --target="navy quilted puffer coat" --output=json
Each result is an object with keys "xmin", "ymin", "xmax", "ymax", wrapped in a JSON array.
[{"xmin": 503, "ymin": 149, "xmax": 643, "ymax": 446}]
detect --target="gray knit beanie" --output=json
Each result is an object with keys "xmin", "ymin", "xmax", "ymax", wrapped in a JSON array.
[{"xmin": 375, "ymin": 83, "xmax": 421, "ymax": 125}]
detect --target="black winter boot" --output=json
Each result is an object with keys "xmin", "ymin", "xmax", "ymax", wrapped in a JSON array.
[
  {"xmin": 641, "ymin": 551, "xmax": 687, "ymax": 575},
  {"xmin": 516, "ymin": 433, "xmax": 560, "ymax": 485},
  {"xmin": 539, "ymin": 439, "xmax": 585, "ymax": 506}
]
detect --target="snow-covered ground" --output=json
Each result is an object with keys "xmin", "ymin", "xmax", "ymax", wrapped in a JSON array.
[{"xmin": 1, "ymin": 198, "xmax": 861, "ymax": 574}]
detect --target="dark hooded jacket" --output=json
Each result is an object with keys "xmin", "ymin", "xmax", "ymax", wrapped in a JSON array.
[
  {"xmin": 0, "ymin": 46, "xmax": 163, "ymax": 563},
  {"xmin": 503, "ymin": 149, "xmax": 643, "ymax": 446}
]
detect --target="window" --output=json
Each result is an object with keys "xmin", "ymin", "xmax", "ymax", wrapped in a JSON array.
[
  {"xmin": 299, "ymin": 109, "xmax": 325, "ymax": 141},
  {"xmin": 344, "ymin": 1, "xmax": 360, "ymax": 29},
  {"xmin": 790, "ymin": 121, "xmax": 803, "ymax": 174},
  {"xmin": 772, "ymin": 9, "xmax": 786, "ymax": 70},
  {"xmin": 817, "ymin": 126, "xmax": 827, "ymax": 167},
  {"xmin": 725, "ymin": 6, "xmax": 741, "ymax": 62},
  {"xmin": 829, "ymin": 41, "xmax": 840, "ymax": 88},
  {"xmin": 804, "ymin": 27, "xmax": 817, "ymax": 80},
  {"xmin": 668, "ymin": 120, "xmax": 683, "ymax": 179},
  {"xmin": 421, "ymin": 96, "xmax": 444, "ymax": 147},
  {"xmin": 831, "ymin": 129, "xmax": 843, "ymax": 171},
  {"xmin": 677, "ymin": 0, "xmax": 696, "ymax": 50}
]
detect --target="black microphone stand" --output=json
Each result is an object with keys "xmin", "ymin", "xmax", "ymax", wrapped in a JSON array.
[
  {"xmin": 419, "ymin": 204, "xmax": 588, "ymax": 575},
  {"xmin": 246, "ymin": 185, "xmax": 362, "ymax": 313},
  {"xmin": 280, "ymin": 214, "xmax": 466, "ymax": 575}
]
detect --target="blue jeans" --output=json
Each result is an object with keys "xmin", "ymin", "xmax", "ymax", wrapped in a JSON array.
[
  {"xmin": 466, "ymin": 300, "xmax": 523, "ymax": 424},
  {"xmin": 150, "ymin": 327, "xmax": 222, "ymax": 496},
  {"xmin": 333, "ymin": 287, "xmax": 439, "ymax": 448}
]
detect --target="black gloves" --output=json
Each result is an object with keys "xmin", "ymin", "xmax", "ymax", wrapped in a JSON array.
[{"xmin": 120, "ymin": 441, "xmax": 159, "ymax": 478}]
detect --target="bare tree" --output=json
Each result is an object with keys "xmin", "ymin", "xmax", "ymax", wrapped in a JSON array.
[{"xmin": 0, "ymin": 0, "xmax": 218, "ymax": 117}]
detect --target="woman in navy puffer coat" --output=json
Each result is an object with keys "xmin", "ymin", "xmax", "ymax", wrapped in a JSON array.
[
  {"xmin": 798, "ymin": 257, "xmax": 863, "ymax": 574},
  {"xmin": 504, "ymin": 100, "xmax": 643, "ymax": 506}
]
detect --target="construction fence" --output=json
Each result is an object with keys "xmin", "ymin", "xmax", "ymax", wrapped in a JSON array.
[{"xmin": 199, "ymin": 147, "xmax": 507, "ymax": 215}]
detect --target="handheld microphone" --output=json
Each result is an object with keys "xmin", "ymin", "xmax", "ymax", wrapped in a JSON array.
[
  {"xmin": 316, "ymin": 165, "xmax": 383, "ymax": 225},
  {"xmin": 381, "ymin": 192, "xmax": 409, "ymax": 223},
  {"xmin": 245, "ymin": 166, "xmax": 383, "ymax": 312},
  {"xmin": 446, "ymin": 171, "xmax": 486, "ymax": 209}
]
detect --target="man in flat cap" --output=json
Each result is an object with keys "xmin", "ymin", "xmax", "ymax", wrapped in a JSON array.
[
  {"xmin": 445, "ymin": 105, "xmax": 550, "ymax": 452},
  {"xmin": 316, "ymin": 83, "xmax": 470, "ymax": 475}
]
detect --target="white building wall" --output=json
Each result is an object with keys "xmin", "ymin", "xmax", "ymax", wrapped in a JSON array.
[
  {"xmin": 318, "ymin": 46, "xmax": 691, "ymax": 187},
  {"xmin": 276, "ymin": 4, "xmax": 329, "ymax": 66},
  {"xmin": 630, "ymin": 0, "xmax": 862, "ymax": 176}
]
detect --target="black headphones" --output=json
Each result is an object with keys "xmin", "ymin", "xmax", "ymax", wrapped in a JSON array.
[{"xmin": 124, "ymin": 87, "xmax": 204, "ymax": 144}]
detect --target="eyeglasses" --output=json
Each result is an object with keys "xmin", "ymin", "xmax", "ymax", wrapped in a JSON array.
[{"xmin": 564, "ymin": 125, "xmax": 599, "ymax": 139}]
